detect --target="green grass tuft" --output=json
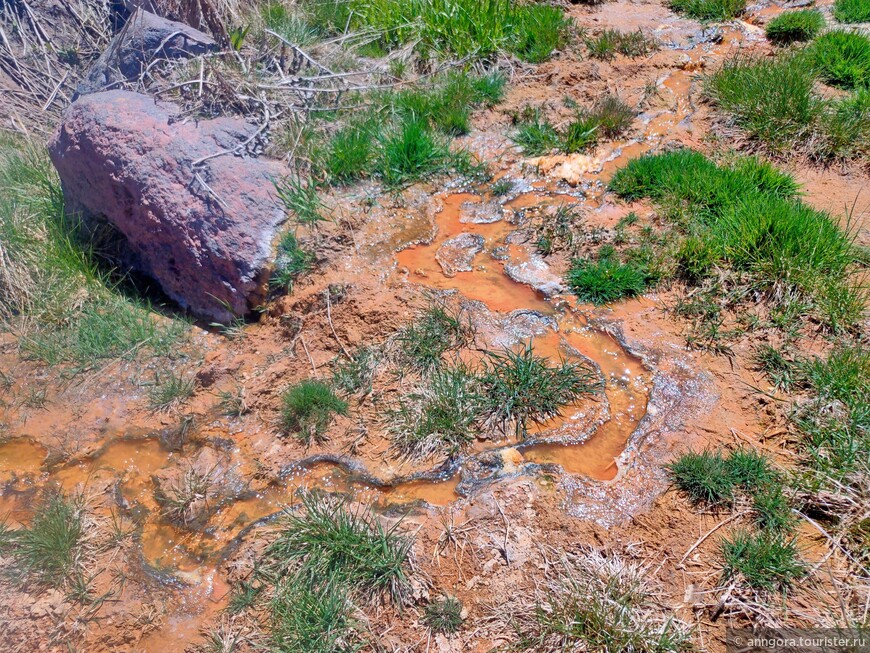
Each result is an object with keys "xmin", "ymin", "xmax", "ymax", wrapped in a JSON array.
[
  {"xmin": 480, "ymin": 342, "xmax": 599, "ymax": 437},
  {"xmin": 725, "ymin": 448, "xmax": 778, "ymax": 491},
  {"xmin": 15, "ymin": 493, "xmax": 83, "ymax": 587},
  {"xmin": 834, "ymin": 0, "xmax": 870, "ymax": 23},
  {"xmin": 267, "ymin": 493, "xmax": 411, "ymax": 603},
  {"xmin": 795, "ymin": 346, "xmax": 869, "ymax": 480},
  {"xmin": 375, "ymin": 117, "xmax": 453, "ymax": 186},
  {"xmin": 513, "ymin": 96, "xmax": 634, "ymax": 155},
  {"xmin": 705, "ymin": 51, "xmax": 870, "ymax": 159},
  {"xmin": 752, "ymin": 485, "xmax": 796, "ymax": 534},
  {"xmin": 280, "ymin": 380, "xmax": 348, "ymax": 443},
  {"xmin": 585, "ymin": 29, "xmax": 658, "ymax": 60},
  {"xmin": 395, "ymin": 304, "xmax": 472, "ymax": 374},
  {"xmin": 313, "ymin": 71, "xmax": 505, "ymax": 187},
  {"xmin": 810, "ymin": 30, "xmax": 870, "ymax": 90},
  {"xmin": 666, "ymin": 450, "xmax": 734, "ymax": 505},
  {"xmin": 669, "ymin": 0, "xmax": 746, "ymax": 20},
  {"xmin": 721, "ymin": 530, "xmax": 803, "ymax": 591},
  {"xmin": 512, "ymin": 108, "xmax": 562, "ymax": 155},
  {"xmin": 270, "ymin": 575, "xmax": 357, "ymax": 653},
  {"xmin": 765, "ymin": 10, "xmax": 825, "ymax": 45},
  {"xmin": 507, "ymin": 4, "xmax": 571, "ymax": 63},
  {"xmin": 424, "ymin": 596, "xmax": 464, "ymax": 634},
  {"xmin": 388, "ymin": 363, "xmax": 482, "ymax": 458},
  {"xmin": 317, "ymin": 119, "xmax": 376, "ymax": 184},
  {"xmin": 275, "ymin": 176, "xmax": 329, "ymax": 226},
  {"xmin": 147, "ymin": 370, "xmax": 196, "ymax": 411},
  {"xmin": 705, "ymin": 55, "xmax": 818, "ymax": 154},
  {"xmin": 567, "ymin": 250, "xmax": 648, "ymax": 305},
  {"xmin": 271, "ymin": 231, "xmax": 313, "ymax": 293},
  {"xmin": 609, "ymin": 151, "xmax": 861, "ymax": 328}
]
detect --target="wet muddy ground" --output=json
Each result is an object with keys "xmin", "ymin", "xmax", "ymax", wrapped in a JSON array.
[{"xmin": 1, "ymin": 0, "xmax": 867, "ymax": 650}]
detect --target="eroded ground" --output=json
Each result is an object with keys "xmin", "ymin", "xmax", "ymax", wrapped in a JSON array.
[{"xmin": 0, "ymin": 0, "xmax": 867, "ymax": 651}]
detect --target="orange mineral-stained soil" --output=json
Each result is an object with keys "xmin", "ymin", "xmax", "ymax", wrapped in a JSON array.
[{"xmin": 0, "ymin": 0, "xmax": 866, "ymax": 650}]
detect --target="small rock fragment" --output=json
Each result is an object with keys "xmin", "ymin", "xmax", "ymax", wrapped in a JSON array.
[{"xmin": 435, "ymin": 233, "xmax": 485, "ymax": 277}]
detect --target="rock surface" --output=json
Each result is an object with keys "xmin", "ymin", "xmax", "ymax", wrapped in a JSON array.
[
  {"xmin": 48, "ymin": 90, "xmax": 288, "ymax": 322},
  {"xmin": 504, "ymin": 257, "xmax": 566, "ymax": 297},
  {"xmin": 77, "ymin": 9, "xmax": 216, "ymax": 96},
  {"xmin": 435, "ymin": 233, "xmax": 485, "ymax": 276},
  {"xmin": 527, "ymin": 153, "xmax": 602, "ymax": 185},
  {"xmin": 459, "ymin": 199, "xmax": 504, "ymax": 224}
]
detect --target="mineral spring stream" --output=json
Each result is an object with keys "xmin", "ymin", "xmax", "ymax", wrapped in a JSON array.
[{"xmin": 0, "ymin": 23, "xmax": 750, "ymax": 650}]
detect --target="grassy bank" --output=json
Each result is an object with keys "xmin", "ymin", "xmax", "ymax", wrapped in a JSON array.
[
  {"xmin": 706, "ymin": 30, "xmax": 870, "ymax": 160},
  {"xmin": 296, "ymin": 0, "xmax": 570, "ymax": 61},
  {"xmin": 605, "ymin": 150, "xmax": 864, "ymax": 329},
  {"xmin": 0, "ymin": 138, "xmax": 187, "ymax": 368}
]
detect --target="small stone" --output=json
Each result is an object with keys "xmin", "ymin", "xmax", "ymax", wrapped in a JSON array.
[{"xmin": 435, "ymin": 233, "xmax": 485, "ymax": 277}]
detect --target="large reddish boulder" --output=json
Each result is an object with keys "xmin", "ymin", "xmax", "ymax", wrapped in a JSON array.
[{"xmin": 48, "ymin": 90, "xmax": 288, "ymax": 322}]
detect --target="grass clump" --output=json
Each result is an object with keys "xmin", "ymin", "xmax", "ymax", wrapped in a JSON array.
[
  {"xmin": 513, "ymin": 96, "xmax": 634, "ymax": 155},
  {"xmin": 834, "ymin": 0, "xmax": 870, "ymax": 23},
  {"xmin": 794, "ymin": 346, "xmax": 869, "ymax": 480},
  {"xmin": 706, "ymin": 49, "xmax": 870, "ymax": 159},
  {"xmin": 507, "ymin": 4, "xmax": 571, "ymax": 63},
  {"xmin": 392, "ymin": 71, "xmax": 507, "ymax": 136},
  {"xmin": 260, "ymin": 494, "xmax": 412, "ymax": 650},
  {"xmin": 315, "ymin": 72, "xmax": 504, "ymax": 187},
  {"xmin": 147, "ymin": 370, "xmax": 196, "ymax": 411},
  {"xmin": 705, "ymin": 55, "xmax": 818, "ymax": 153},
  {"xmin": 752, "ymin": 485, "xmax": 797, "ymax": 533},
  {"xmin": 726, "ymin": 448, "xmax": 778, "ymax": 491},
  {"xmin": 267, "ymin": 493, "xmax": 411, "ymax": 603},
  {"xmin": 765, "ymin": 10, "xmax": 824, "ymax": 45},
  {"xmin": 424, "ymin": 596, "xmax": 464, "ymax": 634},
  {"xmin": 395, "ymin": 304, "xmax": 472, "ymax": 373},
  {"xmin": 306, "ymin": 0, "xmax": 570, "ymax": 63},
  {"xmin": 507, "ymin": 549, "xmax": 690, "ymax": 652},
  {"xmin": 667, "ymin": 448, "xmax": 781, "ymax": 506},
  {"xmin": 270, "ymin": 576, "xmax": 357, "ymax": 653},
  {"xmin": 585, "ymin": 29, "xmax": 659, "ymax": 60},
  {"xmin": 271, "ymin": 231, "xmax": 313, "ymax": 292},
  {"xmin": 480, "ymin": 342, "xmax": 599, "ymax": 437},
  {"xmin": 388, "ymin": 364, "xmax": 481, "ymax": 458},
  {"xmin": 666, "ymin": 450, "xmax": 734, "ymax": 505},
  {"xmin": 721, "ymin": 531, "xmax": 803, "ymax": 591},
  {"xmin": 332, "ymin": 346, "xmax": 381, "ymax": 396},
  {"xmin": 280, "ymin": 380, "xmax": 348, "ymax": 443},
  {"xmin": 567, "ymin": 249, "xmax": 648, "ymax": 305},
  {"xmin": 275, "ymin": 175, "xmax": 329, "ymax": 226},
  {"xmin": 375, "ymin": 117, "xmax": 453, "ymax": 186},
  {"xmin": 14, "ymin": 493, "xmax": 83, "ymax": 588},
  {"xmin": 810, "ymin": 30, "xmax": 870, "ymax": 90},
  {"xmin": 670, "ymin": 0, "xmax": 745, "ymax": 20},
  {"xmin": 512, "ymin": 108, "xmax": 561, "ymax": 156},
  {"xmin": 609, "ymin": 151, "xmax": 862, "ymax": 328}
]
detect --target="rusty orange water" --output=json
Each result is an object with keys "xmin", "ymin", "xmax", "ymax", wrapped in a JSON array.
[
  {"xmin": 0, "ymin": 438, "xmax": 46, "ymax": 481},
  {"xmin": 395, "ymin": 191, "xmax": 651, "ymax": 482}
]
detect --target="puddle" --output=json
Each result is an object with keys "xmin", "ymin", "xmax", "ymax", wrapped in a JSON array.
[{"xmin": 0, "ymin": 438, "xmax": 46, "ymax": 482}]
